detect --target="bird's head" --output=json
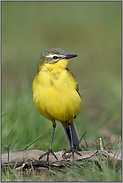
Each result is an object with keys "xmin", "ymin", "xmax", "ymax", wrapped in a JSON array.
[{"xmin": 37, "ymin": 48, "xmax": 77, "ymax": 72}]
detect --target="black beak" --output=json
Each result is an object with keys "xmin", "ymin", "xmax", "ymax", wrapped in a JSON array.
[{"xmin": 65, "ymin": 54, "xmax": 77, "ymax": 59}]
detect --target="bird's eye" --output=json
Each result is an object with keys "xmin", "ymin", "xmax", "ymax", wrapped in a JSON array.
[{"xmin": 53, "ymin": 56, "xmax": 58, "ymax": 59}]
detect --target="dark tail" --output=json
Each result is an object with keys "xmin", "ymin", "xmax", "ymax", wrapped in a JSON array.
[{"xmin": 62, "ymin": 123, "xmax": 81, "ymax": 151}]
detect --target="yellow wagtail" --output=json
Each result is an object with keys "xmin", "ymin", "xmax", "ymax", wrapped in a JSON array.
[{"xmin": 32, "ymin": 48, "xmax": 82, "ymax": 165}]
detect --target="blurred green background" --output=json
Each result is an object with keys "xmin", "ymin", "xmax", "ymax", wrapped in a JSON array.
[{"xmin": 1, "ymin": 2, "xmax": 121, "ymax": 153}]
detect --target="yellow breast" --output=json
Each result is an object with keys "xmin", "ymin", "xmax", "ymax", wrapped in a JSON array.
[{"xmin": 32, "ymin": 67, "xmax": 81, "ymax": 126}]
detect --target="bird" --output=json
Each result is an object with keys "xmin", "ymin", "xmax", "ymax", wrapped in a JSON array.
[{"xmin": 32, "ymin": 48, "xmax": 82, "ymax": 166}]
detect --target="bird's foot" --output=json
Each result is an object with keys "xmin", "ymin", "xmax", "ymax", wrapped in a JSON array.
[
  {"xmin": 62, "ymin": 147, "xmax": 82, "ymax": 159},
  {"xmin": 39, "ymin": 148, "xmax": 58, "ymax": 166}
]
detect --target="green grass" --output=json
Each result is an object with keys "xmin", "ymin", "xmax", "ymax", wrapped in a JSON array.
[
  {"xmin": 1, "ymin": 77, "xmax": 121, "ymax": 181},
  {"xmin": 1, "ymin": 156, "xmax": 122, "ymax": 182},
  {"xmin": 1, "ymin": 82, "xmax": 121, "ymax": 154},
  {"xmin": 1, "ymin": 1, "xmax": 121, "ymax": 181}
]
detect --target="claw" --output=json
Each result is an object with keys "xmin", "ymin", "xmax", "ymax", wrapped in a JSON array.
[
  {"xmin": 39, "ymin": 148, "xmax": 58, "ymax": 166},
  {"xmin": 62, "ymin": 147, "xmax": 82, "ymax": 159}
]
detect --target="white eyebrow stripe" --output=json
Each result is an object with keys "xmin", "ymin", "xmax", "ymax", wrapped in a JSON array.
[{"xmin": 46, "ymin": 54, "xmax": 58, "ymax": 58}]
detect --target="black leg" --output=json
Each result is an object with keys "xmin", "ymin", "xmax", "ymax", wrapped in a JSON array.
[
  {"xmin": 39, "ymin": 125, "xmax": 58, "ymax": 166},
  {"xmin": 62, "ymin": 123, "xmax": 82, "ymax": 158}
]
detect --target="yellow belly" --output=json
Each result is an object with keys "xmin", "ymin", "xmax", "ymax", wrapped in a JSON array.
[{"xmin": 32, "ymin": 70, "xmax": 81, "ymax": 127}]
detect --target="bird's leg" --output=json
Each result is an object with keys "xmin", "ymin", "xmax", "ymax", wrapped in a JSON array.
[
  {"xmin": 39, "ymin": 125, "xmax": 58, "ymax": 166},
  {"xmin": 62, "ymin": 123, "xmax": 82, "ymax": 158}
]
